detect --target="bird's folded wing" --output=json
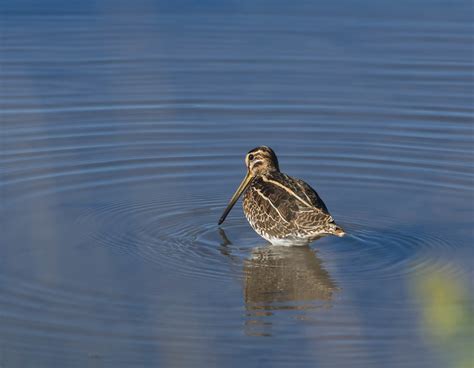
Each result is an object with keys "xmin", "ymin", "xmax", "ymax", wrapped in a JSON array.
[{"xmin": 253, "ymin": 173, "xmax": 332, "ymax": 225}]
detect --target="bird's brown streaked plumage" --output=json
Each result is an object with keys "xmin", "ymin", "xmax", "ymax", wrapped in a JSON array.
[{"xmin": 218, "ymin": 146, "xmax": 345, "ymax": 245}]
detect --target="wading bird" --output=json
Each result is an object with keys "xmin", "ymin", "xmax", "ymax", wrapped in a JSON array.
[{"xmin": 218, "ymin": 146, "xmax": 345, "ymax": 245}]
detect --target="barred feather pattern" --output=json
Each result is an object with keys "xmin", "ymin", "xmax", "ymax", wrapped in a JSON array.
[{"xmin": 242, "ymin": 172, "xmax": 344, "ymax": 245}]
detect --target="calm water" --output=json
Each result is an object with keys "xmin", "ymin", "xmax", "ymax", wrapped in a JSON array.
[{"xmin": 1, "ymin": 1, "xmax": 473, "ymax": 367}]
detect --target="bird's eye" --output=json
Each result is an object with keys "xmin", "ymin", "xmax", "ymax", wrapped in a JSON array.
[{"xmin": 248, "ymin": 154, "xmax": 254, "ymax": 161}]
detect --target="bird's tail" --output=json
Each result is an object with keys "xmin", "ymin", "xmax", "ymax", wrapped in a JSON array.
[{"xmin": 329, "ymin": 222, "xmax": 346, "ymax": 237}]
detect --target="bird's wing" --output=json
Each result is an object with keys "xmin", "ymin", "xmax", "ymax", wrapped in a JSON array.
[
  {"xmin": 290, "ymin": 176, "xmax": 330, "ymax": 214},
  {"xmin": 252, "ymin": 173, "xmax": 332, "ymax": 225}
]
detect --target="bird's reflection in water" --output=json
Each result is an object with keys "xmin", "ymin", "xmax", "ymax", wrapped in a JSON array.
[
  {"xmin": 244, "ymin": 245, "xmax": 337, "ymax": 306},
  {"xmin": 218, "ymin": 229, "xmax": 338, "ymax": 337}
]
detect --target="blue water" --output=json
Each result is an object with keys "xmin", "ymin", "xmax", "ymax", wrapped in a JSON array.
[{"xmin": 1, "ymin": 1, "xmax": 473, "ymax": 367}]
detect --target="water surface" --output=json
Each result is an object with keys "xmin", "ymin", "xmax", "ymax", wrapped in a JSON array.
[{"xmin": 1, "ymin": 1, "xmax": 473, "ymax": 367}]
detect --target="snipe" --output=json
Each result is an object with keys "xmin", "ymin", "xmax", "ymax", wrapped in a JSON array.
[{"xmin": 218, "ymin": 146, "xmax": 345, "ymax": 245}]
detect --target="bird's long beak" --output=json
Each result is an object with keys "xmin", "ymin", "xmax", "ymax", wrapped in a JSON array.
[{"xmin": 218, "ymin": 171, "xmax": 253, "ymax": 225}]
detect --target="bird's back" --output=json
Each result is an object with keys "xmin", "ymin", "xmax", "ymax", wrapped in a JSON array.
[{"xmin": 243, "ymin": 172, "xmax": 344, "ymax": 243}]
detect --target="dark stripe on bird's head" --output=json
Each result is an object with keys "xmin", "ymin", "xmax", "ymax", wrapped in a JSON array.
[{"xmin": 246, "ymin": 146, "xmax": 280, "ymax": 172}]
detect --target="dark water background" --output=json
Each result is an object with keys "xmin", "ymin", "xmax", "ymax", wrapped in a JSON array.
[{"xmin": 1, "ymin": 1, "xmax": 473, "ymax": 367}]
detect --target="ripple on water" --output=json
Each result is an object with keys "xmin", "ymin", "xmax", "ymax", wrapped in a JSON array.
[
  {"xmin": 75, "ymin": 197, "xmax": 258, "ymax": 282},
  {"xmin": 73, "ymin": 195, "xmax": 464, "ymax": 289},
  {"xmin": 325, "ymin": 215, "xmax": 463, "ymax": 283}
]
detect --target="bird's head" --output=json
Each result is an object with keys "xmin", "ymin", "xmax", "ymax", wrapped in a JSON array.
[
  {"xmin": 218, "ymin": 146, "xmax": 279, "ymax": 225},
  {"xmin": 245, "ymin": 146, "xmax": 280, "ymax": 176}
]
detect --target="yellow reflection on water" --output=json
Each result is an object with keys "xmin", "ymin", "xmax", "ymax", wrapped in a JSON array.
[{"xmin": 412, "ymin": 267, "xmax": 473, "ymax": 368}]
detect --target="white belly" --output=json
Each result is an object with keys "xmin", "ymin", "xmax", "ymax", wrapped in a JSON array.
[
  {"xmin": 245, "ymin": 212, "xmax": 315, "ymax": 246},
  {"xmin": 263, "ymin": 236, "xmax": 310, "ymax": 246}
]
